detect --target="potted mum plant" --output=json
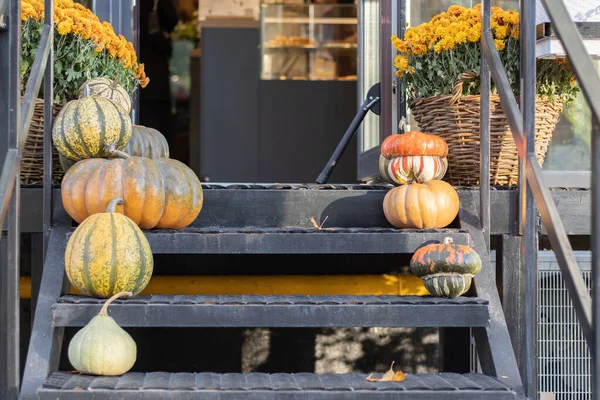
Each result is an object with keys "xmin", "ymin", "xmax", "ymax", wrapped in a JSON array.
[
  {"xmin": 20, "ymin": 0, "xmax": 149, "ymax": 184},
  {"xmin": 392, "ymin": 4, "xmax": 579, "ymax": 186}
]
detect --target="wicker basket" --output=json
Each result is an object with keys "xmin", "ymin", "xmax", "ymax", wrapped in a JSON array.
[
  {"xmin": 410, "ymin": 71, "xmax": 563, "ymax": 186},
  {"xmin": 21, "ymin": 98, "xmax": 64, "ymax": 185}
]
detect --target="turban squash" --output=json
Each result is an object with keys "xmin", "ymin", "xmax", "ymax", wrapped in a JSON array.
[
  {"xmin": 410, "ymin": 237, "xmax": 482, "ymax": 297},
  {"xmin": 65, "ymin": 198, "xmax": 153, "ymax": 298},
  {"xmin": 52, "ymin": 88, "xmax": 132, "ymax": 162},
  {"xmin": 61, "ymin": 144, "xmax": 203, "ymax": 230},
  {"xmin": 379, "ymin": 131, "xmax": 448, "ymax": 185},
  {"xmin": 382, "ymin": 180, "xmax": 459, "ymax": 229}
]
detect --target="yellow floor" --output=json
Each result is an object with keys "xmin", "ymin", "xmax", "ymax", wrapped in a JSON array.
[{"xmin": 19, "ymin": 274, "xmax": 428, "ymax": 298}]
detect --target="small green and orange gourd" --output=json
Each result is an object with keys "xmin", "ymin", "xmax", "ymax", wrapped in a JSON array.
[
  {"xmin": 410, "ymin": 237, "xmax": 482, "ymax": 297},
  {"xmin": 52, "ymin": 84, "xmax": 132, "ymax": 162},
  {"xmin": 65, "ymin": 198, "xmax": 153, "ymax": 298},
  {"xmin": 68, "ymin": 291, "xmax": 137, "ymax": 376}
]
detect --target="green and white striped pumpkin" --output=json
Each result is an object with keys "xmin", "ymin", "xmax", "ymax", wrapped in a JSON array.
[
  {"xmin": 78, "ymin": 77, "xmax": 132, "ymax": 114},
  {"xmin": 52, "ymin": 91, "xmax": 132, "ymax": 162},
  {"xmin": 410, "ymin": 237, "xmax": 482, "ymax": 297}
]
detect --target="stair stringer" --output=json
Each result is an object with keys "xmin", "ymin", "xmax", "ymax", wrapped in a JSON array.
[
  {"xmin": 459, "ymin": 208, "xmax": 526, "ymax": 399},
  {"xmin": 19, "ymin": 204, "xmax": 71, "ymax": 400}
]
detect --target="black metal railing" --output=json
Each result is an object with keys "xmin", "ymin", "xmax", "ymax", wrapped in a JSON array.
[
  {"xmin": 480, "ymin": 0, "xmax": 599, "ymax": 398},
  {"xmin": 0, "ymin": 0, "xmax": 54, "ymax": 399}
]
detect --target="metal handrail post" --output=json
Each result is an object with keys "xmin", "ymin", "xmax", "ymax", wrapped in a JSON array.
[
  {"xmin": 42, "ymin": 0, "xmax": 54, "ymax": 259},
  {"xmin": 0, "ymin": 0, "xmax": 21, "ymax": 399},
  {"xmin": 592, "ymin": 114, "xmax": 600, "ymax": 400},
  {"xmin": 480, "ymin": 0, "xmax": 491, "ymax": 252},
  {"xmin": 521, "ymin": 0, "xmax": 538, "ymax": 398},
  {"xmin": 539, "ymin": 1, "xmax": 600, "ymax": 399}
]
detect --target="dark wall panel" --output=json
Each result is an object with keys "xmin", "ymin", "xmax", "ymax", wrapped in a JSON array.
[
  {"xmin": 199, "ymin": 27, "xmax": 260, "ymax": 181},
  {"xmin": 258, "ymin": 80, "xmax": 358, "ymax": 183}
]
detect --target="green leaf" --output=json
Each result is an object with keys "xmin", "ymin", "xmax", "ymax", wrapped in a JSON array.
[{"xmin": 66, "ymin": 67, "xmax": 78, "ymax": 82}]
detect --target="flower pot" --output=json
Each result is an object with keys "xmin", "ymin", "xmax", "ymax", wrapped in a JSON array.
[
  {"xmin": 410, "ymin": 73, "xmax": 563, "ymax": 187},
  {"xmin": 20, "ymin": 98, "xmax": 64, "ymax": 185}
]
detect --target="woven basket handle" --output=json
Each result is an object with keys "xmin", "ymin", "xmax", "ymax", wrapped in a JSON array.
[{"xmin": 450, "ymin": 70, "xmax": 480, "ymax": 105}]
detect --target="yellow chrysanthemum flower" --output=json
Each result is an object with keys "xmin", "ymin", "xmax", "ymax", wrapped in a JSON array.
[
  {"xmin": 447, "ymin": 5, "xmax": 466, "ymax": 16},
  {"xmin": 494, "ymin": 25, "xmax": 508, "ymax": 39},
  {"xmin": 56, "ymin": 19, "xmax": 73, "ymax": 35}
]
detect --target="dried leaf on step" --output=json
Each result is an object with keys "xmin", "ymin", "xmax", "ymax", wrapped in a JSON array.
[
  {"xmin": 365, "ymin": 361, "xmax": 407, "ymax": 382},
  {"xmin": 309, "ymin": 216, "xmax": 334, "ymax": 231}
]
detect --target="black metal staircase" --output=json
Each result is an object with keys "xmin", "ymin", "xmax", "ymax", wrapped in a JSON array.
[
  {"xmin": 19, "ymin": 184, "xmax": 525, "ymax": 400},
  {"xmin": 3, "ymin": 0, "xmax": 599, "ymax": 397}
]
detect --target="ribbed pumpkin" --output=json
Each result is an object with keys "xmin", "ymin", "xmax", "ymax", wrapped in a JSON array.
[
  {"xmin": 122, "ymin": 125, "xmax": 169, "ymax": 158},
  {"xmin": 410, "ymin": 237, "xmax": 482, "ymax": 297},
  {"xmin": 379, "ymin": 131, "xmax": 448, "ymax": 185},
  {"xmin": 52, "ymin": 86, "xmax": 132, "ymax": 162},
  {"xmin": 382, "ymin": 180, "xmax": 459, "ymax": 229},
  {"xmin": 59, "ymin": 125, "xmax": 170, "ymax": 173},
  {"xmin": 68, "ymin": 291, "xmax": 137, "ymax": 376},
  {"xmin": 65, "ymin": 198, "xmax": 153, "ymax": 298},
  {"xmin": 61, "ymin": 144, "xmax": 203, "ymax": 230},
  {"xmin": 78, "ymin": 77, "xmax": 132, "ymax": 114}
]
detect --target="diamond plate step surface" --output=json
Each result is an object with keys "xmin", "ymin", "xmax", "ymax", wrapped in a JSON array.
[
  {"xmin": 66, "ymin": 227, "xmax": 470, "ymax": 254},
  {"xmin": 39, "ymin": 371, "xmax": 518, "ymax": 399},
  {"xmin": 52, "ymin": 294, "xmax": 490, "ymax": 327}
]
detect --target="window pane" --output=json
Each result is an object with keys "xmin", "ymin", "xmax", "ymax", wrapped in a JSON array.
[
  {"xmin": 542, "ymin": 67, "xmax": 594, "ymax": 171},
  {"xmin": 359, "ymin": 0, "xmax": 380, "ymax": 152}
]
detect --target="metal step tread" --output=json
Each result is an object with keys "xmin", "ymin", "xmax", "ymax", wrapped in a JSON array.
[
  {"xmin": 39, "ymin": 371, "xmax": 517, "ymax": 399},
  {"xmin": 66, "ymin": 227, "xmax": 470, "ymax": 254},
  {"xmin": 52, "ymin": 294, "xmax": 490, "ymax": 328}
]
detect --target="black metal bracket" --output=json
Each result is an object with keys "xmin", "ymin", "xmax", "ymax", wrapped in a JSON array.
[{"xmin": 316, "ymin": 83, "xmax": 380, "ymax": 184}]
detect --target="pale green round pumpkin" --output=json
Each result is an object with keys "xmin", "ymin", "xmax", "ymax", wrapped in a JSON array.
[{"xmin": 68, "ymin": 291, "xmax": 137, "ymax": 376}]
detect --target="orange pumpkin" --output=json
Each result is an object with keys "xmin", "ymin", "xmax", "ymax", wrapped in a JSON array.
[
  {"xmin": 379, "ymin": 131, "xmax": 449, "ymax": 185},
  {"xmin": 382, "ymin": 180, "xmax": 459, "ymax": 229},
  {"xmin": 380, "ymin": 131, "xmax": 448, "ymax": 159},
  {"xmin": 61, "ymin": 145, "xmax": 203, "ymax": 230}
]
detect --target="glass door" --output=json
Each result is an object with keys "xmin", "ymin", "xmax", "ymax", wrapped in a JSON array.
[{"xmin": 356, "ymin": 0, "xmax": 405, "ymax": 182}]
